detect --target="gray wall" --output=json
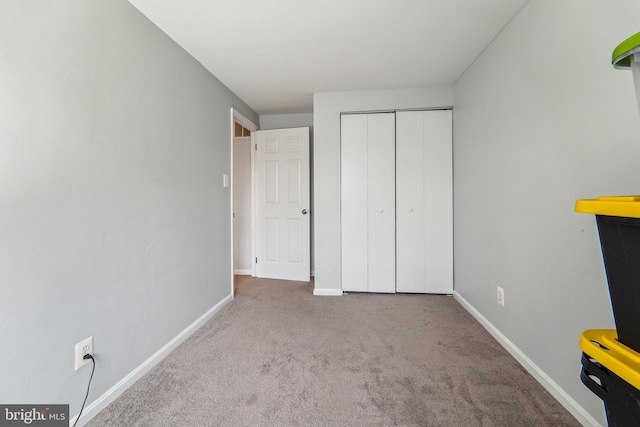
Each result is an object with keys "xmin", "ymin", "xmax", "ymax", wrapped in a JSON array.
[
  {"xmin": 260, "ymin": 113, "xmax": 313, "ymax": 131},
  {"xmin": 0, "ymin": 0, "xmax": 257, "ymax": 419},
  {"xmin": 313, "ymin": 87, "xmax": 453, "ymax": 292},
  {"xmin": 453, "ymin": 1, "xmax": 640, "ymax": 425}
]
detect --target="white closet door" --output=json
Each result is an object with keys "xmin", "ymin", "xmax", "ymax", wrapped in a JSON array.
[
  {"xmin": 341, "ymin": 113, "xmax": 396, "ymax": 293},
  {"xmin": 396, "ymin": 112, "xmax": 425, "ymax": 292},
  {"xmin": 341, "ymin": 114, "xmax": 369, "ymax": 292},
  {"xmin": 366, "ymin": 114, "xmax": 396, "ymax": 293},
  {"xmin": 396, "ymin": 110, "xmax": 452, "ymax": 294}
]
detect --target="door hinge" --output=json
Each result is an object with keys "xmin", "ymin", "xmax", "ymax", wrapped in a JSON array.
[
  {"xmin": 255, "ymin": 257, "xmax": 258, "ymax": 263},
  {"xmin": 255, "ymin": 144, "xmax": 257, "ymax": 151}
]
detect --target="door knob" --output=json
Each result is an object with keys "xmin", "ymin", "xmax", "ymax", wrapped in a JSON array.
[{"xmin": 302, "ymin": 209, "xmax": 308, "ymax": 215}]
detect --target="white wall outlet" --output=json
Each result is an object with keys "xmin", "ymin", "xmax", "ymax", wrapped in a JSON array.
[
  {"xmin": 497, "ymin": 286, "xmax": 505, "ymax": 307},
  {"xmin": 223, "ymin": 173, "xmax": 229, "ymax": 188},
  {"xmin": 74, "ymin": 336, "xmax": 94, "ymax": 371}
]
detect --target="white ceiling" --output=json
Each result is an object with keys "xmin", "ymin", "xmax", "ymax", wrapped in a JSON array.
[{"xmin": 128, "ymin": 0, "xmax": 529, "ymax": 115}]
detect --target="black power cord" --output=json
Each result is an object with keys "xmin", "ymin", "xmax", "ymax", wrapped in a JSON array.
[{"xmin": 73, "ymin": 354, "xmax": 95, "ymax": 427}]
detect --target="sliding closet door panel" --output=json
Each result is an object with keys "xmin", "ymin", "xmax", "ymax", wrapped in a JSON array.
[
  {"xmin": 367, "ymin": 113, "xmax": 396, "ymax": 293},
  {"xmin": 396, "ymin": 110, "xmax": 452, "ymax": 294},
  {"xmin": 396, "ymin": 112, "xmax": 425, "ymax": 293},
  {"xmin": 423, "ymin": 110, "xmax": 453, "ymax": 294},
  {"xmin": 340, "ymin": 114, "xmax": 368, "ymax": 292}
]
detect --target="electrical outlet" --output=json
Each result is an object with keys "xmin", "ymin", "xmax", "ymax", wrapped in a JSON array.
[
  {"xmin": 74, "ymin": 336, "xmax": 94, "ymax": 371},
  {"xmin": 497, "ymin": 286, "xmax": 505, "ymax": 307}
]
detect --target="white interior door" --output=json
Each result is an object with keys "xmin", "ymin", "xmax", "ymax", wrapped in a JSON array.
[
  {"xmin": 255, "ymin": 127, "xmax": 310, "ymax": 281},
  {"xmin": 341, "ymin": 113, "xmax": 396, "ymax": 293},
  {"xmin": 396, "ymin": 110, "xmax": 452, "ymax": 294}
]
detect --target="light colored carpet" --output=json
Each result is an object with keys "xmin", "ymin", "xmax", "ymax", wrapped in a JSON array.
[{"xmin": 88, "ymin": 276, "xmax": 580, "ymax": 426}]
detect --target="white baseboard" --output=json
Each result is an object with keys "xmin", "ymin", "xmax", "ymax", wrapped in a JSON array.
[
  {"xmin": 313, "ymin": 288, "xmax": 343, "ymax": 296},
  {"xmin": 452, "ymin": 291, "xmax": 601, "ymax": 427},
  {"xmin": 71, "ymin": 293, "xmax": 234, "ymax": 426},
  {"xmin": 234, "ymin": 269, "xmax": 252, "ymax": 275}
]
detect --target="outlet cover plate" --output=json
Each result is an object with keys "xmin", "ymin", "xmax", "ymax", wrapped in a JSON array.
[
  {"xmin": 75, "ymin": 336, "xmax": 93, "ymax": 370},
  {"xmin": 497, "ymin": 286, "xmax": 505, "ymax": 307}
]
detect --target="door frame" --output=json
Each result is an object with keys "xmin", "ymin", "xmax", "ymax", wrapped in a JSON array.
[{"xmin": 230, "ymin": 108, "xmax": 258, "ymax": 298}]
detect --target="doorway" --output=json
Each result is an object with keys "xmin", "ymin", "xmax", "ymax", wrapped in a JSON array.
[
  {"xmin": 230, "ymin": 109, "xmax": 257, "ymax": 297},
  {"xmin": 229, "ymin": 109, "xmax": 312, "ymax": 297},
  {"xmin": 233, "ymin": 121, "xmax": 253, "ymax": 275}
]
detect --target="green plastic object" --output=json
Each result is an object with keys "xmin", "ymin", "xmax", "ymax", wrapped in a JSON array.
[{"xmin": 613, "ymin": 32, "xmax": 640, "ymax": 69}]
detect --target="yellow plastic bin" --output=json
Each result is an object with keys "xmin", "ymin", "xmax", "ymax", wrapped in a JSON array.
[
  {"xmin": 575, "ymin": 196, "xmax": 640, "ymax": 353},
  {"xmin": 580, "ymin": 330, "xmax": 640, "ymax": 427}
]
